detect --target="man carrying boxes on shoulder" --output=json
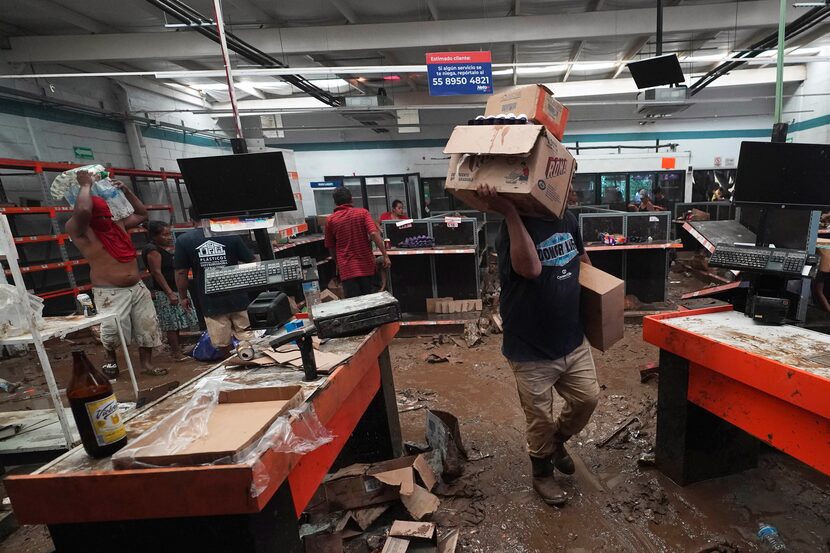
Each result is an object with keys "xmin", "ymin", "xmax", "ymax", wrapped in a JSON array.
[{"xmin": 444, "ymin": 85, "xmax": 623, "ymax": 507}]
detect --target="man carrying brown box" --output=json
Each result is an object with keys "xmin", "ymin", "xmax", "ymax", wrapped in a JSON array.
[{"xmin": 476, "ymin": 183, "xmax": 600, "ymax": 507}]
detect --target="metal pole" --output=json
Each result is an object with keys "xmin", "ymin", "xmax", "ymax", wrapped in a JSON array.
[
  {"xmin": 212, "ymin": 0, "xmax": 244, "ymax": 139},
  {"xmin": 774, "ymin": 0, "xmax": 787, "ymax": 123}
]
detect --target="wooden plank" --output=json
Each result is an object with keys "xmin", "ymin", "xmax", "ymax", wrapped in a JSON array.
[{"xmin": 688, "ymin": 363, "xmax": 830, "ymax": 476}]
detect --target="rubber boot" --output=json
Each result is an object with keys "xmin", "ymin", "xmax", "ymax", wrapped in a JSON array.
[
  {"xmin": 530, "ymin": 455, "xmax": 567, "ymax": 506},
  {"xmin": 552, "ymin": 432, "xmax": 575, "ymax": 475}
]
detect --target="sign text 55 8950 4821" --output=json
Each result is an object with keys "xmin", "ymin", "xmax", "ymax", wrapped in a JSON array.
[{"xmin": 426, "ymin": 51, "xmax": 493, "ymax": 97}]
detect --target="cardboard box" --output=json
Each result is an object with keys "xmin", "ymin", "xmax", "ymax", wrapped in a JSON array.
[
  {"xmin": 579, "ymin": 263, "xmax": 624, "ymax": 351},
  {"xmin": 443, "ymin": 124, "xmax": 576, "ymax": 219},
  {"xmin": 112, "ymin": 386, "xmax": 304, "ymax": 468},
  {"xmin": 485, "ymin": 84, "xmax": 569, "ymax": 140}
]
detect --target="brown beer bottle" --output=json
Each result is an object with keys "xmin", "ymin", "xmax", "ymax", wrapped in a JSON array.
[{"xmin": 67, "ymin": 350, "xmax": 128, "ymax": 458}]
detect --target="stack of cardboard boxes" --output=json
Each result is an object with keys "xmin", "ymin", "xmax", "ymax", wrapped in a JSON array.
[
  {"xmin": 443, "ymin": 85, "xmax": 624, "ymax": 351},
  {"xmin": 443, "ymin": 84, "xmax": 574, "ymax": 219}
]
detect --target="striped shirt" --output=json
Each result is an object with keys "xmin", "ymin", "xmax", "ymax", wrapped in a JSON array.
[{"xmin": 324, "ymin": 204, "xmax": 378, "ymax": 280}]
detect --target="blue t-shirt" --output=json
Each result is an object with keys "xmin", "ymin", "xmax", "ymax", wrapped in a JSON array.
[{"xmin": 496, "ymin": 211, "xmax": 585, "ymax": 362}]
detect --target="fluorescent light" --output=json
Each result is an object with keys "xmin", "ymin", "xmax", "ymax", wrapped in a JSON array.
[
  {"xmin": 491, "ymin": 69, "xmax": 514, "ymax": 76},
  {"xmin": 571, "ymin": 62, "xmax": 617, "ymax": 72},
  {"xmin": 516, "ymin": 65, "xmax": 567, "ymax": 75},
  {"xmin": 680, "ymin": 53, "xmax": 729, "ymax": 62},
  {"xmin": 164, "ymin": 22, "xmax": 214, "ymax": 28}
]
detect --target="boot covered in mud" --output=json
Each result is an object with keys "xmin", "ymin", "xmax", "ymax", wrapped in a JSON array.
[
  {"xmin": 552, "ymin": 432, "xmax": 575, "ymax": 475},
  {"xmin": 530, "ymin": 455, "xmax": 567, "ymax": 506}
]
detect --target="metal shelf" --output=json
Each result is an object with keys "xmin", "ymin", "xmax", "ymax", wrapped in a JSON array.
[
  {"xmin": 0, "ymin": 157, "xmax": 181, "ymax": 305},
  {"xmin": 376, "ymin": 247, "xmax": 476, "ymax": 256}
]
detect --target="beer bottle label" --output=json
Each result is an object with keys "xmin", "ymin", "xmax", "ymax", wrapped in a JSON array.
[{"xmin": 84, "ymin": 395, "xmax": 126, "ymax": 446}]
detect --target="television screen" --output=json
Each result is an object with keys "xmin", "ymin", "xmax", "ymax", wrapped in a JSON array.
[
  {"xmin": 627, "ymin": 54, "xmax": 685, "ymax": 89},
  {"xmin": 734, "ymin": 142, "xmax": 830, "ymax": 209},
  {"xmin": 178, "ymin": 152, "xmax": 297, "ymax": 218}
]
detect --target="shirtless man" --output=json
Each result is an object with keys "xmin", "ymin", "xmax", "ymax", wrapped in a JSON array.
[{"xmin": 66, "ymin": 170, "xmax": 165, "ymax": 378}]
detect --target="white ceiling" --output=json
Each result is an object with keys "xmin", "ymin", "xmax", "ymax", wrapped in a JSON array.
[{"xmin": 0, "ymin": 0, "xmax": 827, "ymax": 141}]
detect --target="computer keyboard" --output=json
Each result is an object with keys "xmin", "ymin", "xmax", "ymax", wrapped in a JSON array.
[
  {"xmin": 709, "ymin": 244, "xmax": 808, "ymax": 276},
  {"xmin": 204, "ymin": 257, "xmax": 305, "ymax": 295}
]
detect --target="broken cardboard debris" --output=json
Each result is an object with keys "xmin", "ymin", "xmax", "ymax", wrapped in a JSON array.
[
  {"xmin": 426, "ymin": 410, "xmax": 467, "ymax": 481},
  {"xmin": 401, "ymin": 484, "xmax": 441, "ymax": 521},
  {"xmin": 309, "ymin": 454, "xmax": 439, "ymax": 518},
  {"xmin": 380, "ymin": 521, "xmax": 458, "ymax": 553},
  {"xmin": 304, "ymin": 531, "xmax": 343, "ymax": 553},
  {"xmin": 350, "ymin": 504, "xmax": 391, "ymax": 531},
  {"xmin": 390, "ymin": 521, "xmax": 435, "ymax": 539}
]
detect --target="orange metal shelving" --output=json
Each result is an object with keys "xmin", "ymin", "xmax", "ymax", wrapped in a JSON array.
[{"xmin": 0, "ymin": 158, "xmax": 180, "ymax": 303}]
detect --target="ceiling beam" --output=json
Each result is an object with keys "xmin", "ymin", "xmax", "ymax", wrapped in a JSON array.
[
  {"xmin": 607, "ymin": 0, "xmax": 685, "ymax": 79},
  {"xmin": 225, "ymin": 0, "xmax": 274, "ymax": 24},
  {"xmin": 1, "ymin": 1, "xmax": 799, "ymax": 63},
  {"xmin": 27, "ymin": 0, "xmax": 117, "ymax": 34},
  {"xmin": 610, "ymin": 36, "xmax": 651, "ymax": 79},
  {"xmin": 328, "ymin": 0, "xmax": 358, "ymax": 24},
  {"xmin": 426, "ymin": 0, "xmax": 440, "ymax": 20},
  {"xmin": 563, "ymin": 0, "xmax": 606, "ymax": 83}
]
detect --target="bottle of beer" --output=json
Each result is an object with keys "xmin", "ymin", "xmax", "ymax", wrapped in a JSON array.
[{"xmin": 67, "ymin": 350, "xmax": 128, "ymax": 458}]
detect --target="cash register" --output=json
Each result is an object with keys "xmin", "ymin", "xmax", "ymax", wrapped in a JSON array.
[{"xmin": 708, "ymin": 141, "xmax": 830, "ymax": 324}]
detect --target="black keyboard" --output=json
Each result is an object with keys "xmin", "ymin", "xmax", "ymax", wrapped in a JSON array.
[
  {"xmin": 204, "ymin": 257, "xmax": 304, "ymax": 295},
  {"xmin": 709, "ymin": 244, "xmax": 808, "ymax": 276}
]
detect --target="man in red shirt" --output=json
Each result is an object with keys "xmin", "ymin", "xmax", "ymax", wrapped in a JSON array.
[
  {"xmin": 325, "ymin": 187, "xmax": 391, "ymax": 298},
  {"xmin": 380, "ymin": 199, "xmax": 408, "ymax": 222}
]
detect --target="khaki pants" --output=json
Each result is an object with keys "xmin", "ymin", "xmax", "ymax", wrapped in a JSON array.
[
  {"xmin": 94, "ymin": 281, "xmax": 162, "ymax": 350},
  {"xmin": 204, "ymin": 310, "xmax": 254, "ymax": 348},
  {"xmin": 508, "ymin": 337, "xmax": 600, "ymax": 458}
]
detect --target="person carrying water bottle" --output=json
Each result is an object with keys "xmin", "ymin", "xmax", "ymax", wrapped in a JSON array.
[{"xmin": 65, "ymin": 170, "xmax": 168, "ymax": 378}]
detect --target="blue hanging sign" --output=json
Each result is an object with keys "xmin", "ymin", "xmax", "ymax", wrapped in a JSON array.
[{"xmin": 426, "ymin": 51, "xmax": 493, "ymax": 96}]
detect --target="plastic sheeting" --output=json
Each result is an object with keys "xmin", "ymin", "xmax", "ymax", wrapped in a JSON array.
[{"xmin": 112, "ymin": 376, "xmax": 333, "ymax": 497}]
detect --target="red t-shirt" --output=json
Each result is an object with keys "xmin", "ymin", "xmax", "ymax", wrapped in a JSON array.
[
  {"xmin": 379, "ymin": 212, "xmax": 393, "ymax": 221},
  {"xmin": 324, "ymin": 204, "xmax": 378, "ymax": 281}
]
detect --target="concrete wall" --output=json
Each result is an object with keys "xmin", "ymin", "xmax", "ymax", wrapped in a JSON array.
[{"xmin": 785, "ymin": 59, "xmax": 830, "ymax": 144}]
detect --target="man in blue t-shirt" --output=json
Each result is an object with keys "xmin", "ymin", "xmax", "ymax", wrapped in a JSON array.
[
  {"xmin": 477, "ymin": 184, "xmax": 600, "ymax": 507},
  {"xmin": 174, "ymin": 208, "xmax": 256, "ymax": 359}
]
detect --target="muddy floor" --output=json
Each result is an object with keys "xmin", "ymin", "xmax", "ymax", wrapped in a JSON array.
[
  {"xmin": 392, "ymin": 328, "xmax": 830, "ymax": 553},
  {"xmin": 1, "ymin": 267, "xmax": 829, "ymax": 552}
]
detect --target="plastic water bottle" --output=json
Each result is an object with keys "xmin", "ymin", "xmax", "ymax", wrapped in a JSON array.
[
  {"xmin": 92, "ymin": 178, "xmax": 134, "ymax": 220},
  {"xmin": 757, "ymin": 524, "xmax": 786, "ymax": 551}
]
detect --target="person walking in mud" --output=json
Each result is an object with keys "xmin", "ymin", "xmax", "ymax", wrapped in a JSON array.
[
  {"xmin": 475, "ymin": 183, "xmax": 600, "ymax": 507},
  {"xmin": 66, "ymin": 170, "xmax": 166, "ymax": 378}
]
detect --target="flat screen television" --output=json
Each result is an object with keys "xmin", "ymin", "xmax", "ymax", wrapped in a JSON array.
[
  {"xmin": 177, "ymin": 152, "xmax": 297, "ymax": 218},
  {"xmin": 734, "ymin": 141, "xmax": 830, "ymax": 209},
  {"xmin": 626, "ymin": 54, "xmax": 685, "ymax": 89}
]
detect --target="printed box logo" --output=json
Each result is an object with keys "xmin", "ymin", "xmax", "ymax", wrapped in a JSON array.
[{"xmin": 545, "ymin": 157, "xmax": 568, "ymax": 178}]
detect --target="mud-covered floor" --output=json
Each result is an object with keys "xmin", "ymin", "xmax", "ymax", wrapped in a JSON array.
[
  {"xmin": 1, "ymin": 270, "xmax": 829, "ymax": 552},
  {"xmin": 392, "ymin": 327, "xmax": 830, "ymax": 552}
]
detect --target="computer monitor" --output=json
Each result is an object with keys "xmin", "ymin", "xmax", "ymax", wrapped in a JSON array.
[
  {"xmin": 734, "ymin": 141, "xmax": 830, "ymax": 209},
  {"xmin": 739, "ymin": 206, "xmax": 812, "ymax": 250},
  {"xmin": 178, "ymin": 152, "xmax": 297, "ymax": 218},
  {"xmin": 626, "ymin": 54, "xmax": 685, "ymax": 89}
]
